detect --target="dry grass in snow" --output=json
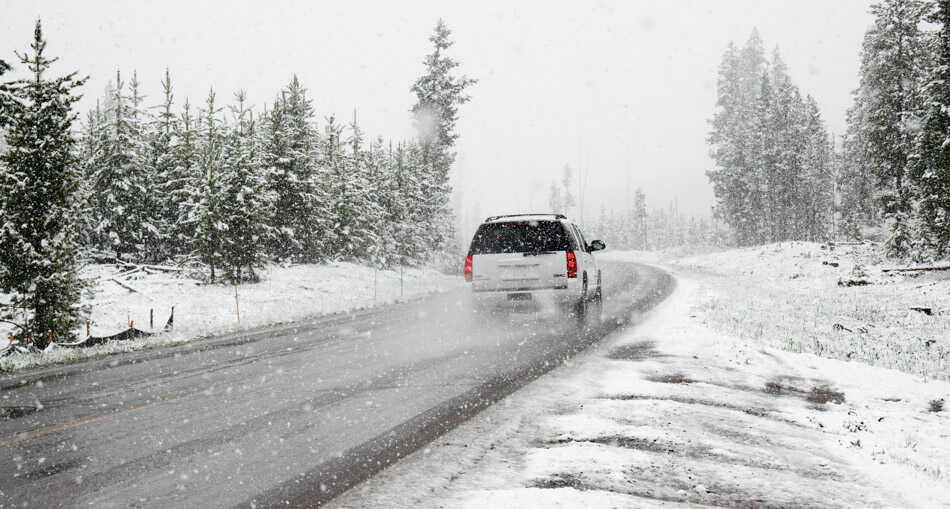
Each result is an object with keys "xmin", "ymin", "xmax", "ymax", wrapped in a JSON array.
[{"xmin": 667, "ymin": 241, "xmax": 950, "ymax": 381}]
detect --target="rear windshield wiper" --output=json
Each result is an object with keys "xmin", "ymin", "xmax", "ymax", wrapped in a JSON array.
[{"xmin": 523, "ymin": 250, "xmax": 556, "ymax": 257}]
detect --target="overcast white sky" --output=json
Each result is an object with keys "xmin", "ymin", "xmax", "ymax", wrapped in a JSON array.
[{"xmin": 1, "ymin": 0, "xmax": 874, "ymax": 235}]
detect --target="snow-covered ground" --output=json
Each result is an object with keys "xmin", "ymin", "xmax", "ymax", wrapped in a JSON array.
[
  {"xmin": 328, "ymin": 248, "xmax": 950, "ymax": 508},
  {"xmin": 669, "ymin": 241, "xmax": 950, "ymax": 381},
  {"xmin": 0, "ymin": 262, "xmax": 463, "ymax": 372}
]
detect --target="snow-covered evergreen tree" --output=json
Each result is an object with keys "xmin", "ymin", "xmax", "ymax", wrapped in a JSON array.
[
  {"xmin": 634, "ymin": 188, "xmax": 648, "ymax": 249},
  {"xmin": 88, "ymin": 70, "xmax": 153, "ymax": 261},
  {"xmin": 853, "ymin": 0, "xmax": 931, "ymax": 254},
  {"xmin": 76, "ymin": 103, "xmax": 104, "ymax": 250},
  {"xmin": 708, "ymin": 31, "xmax": 836, "ymax": 247},
  {"xmin": 707, "ymin": 39, "xmax": 761, "ymax": 246},
  {"xmin": 800, "ymin": 96, "xmax": 835, "ymax": 241},
  {"xmin": 218, "ymin": 90, "xmax": 273, "ymax": 281},
  {"xmin": 149, "ymin": 69, "xmax": 179, "ymax": 261},
  {"xmin": 182, "ymin": 89, "xmax": 226, "ymax": 281},
  {"xmin": 261, "ymin": 76, "xmax": 324, "ymax": 262},
  {"xmin": 168, "ymin": 98, "xmax": 199, "ymax": 257},
  {"xmin": 410, "ymin": 19, "xmax": 476, "ymax": 255},
  {"xmin": 839, "ymin": 100, "xmax": 877, "ymax": 236},
  {"xmin": 911, "ymin": 0, "xmax": 950, "ymax": 256},
  {"xmin": 337, "ymin": 114, "xmax": 382, "ymax": 260},
  {"xmin": 0, "ymin": 20, "xmax": 87, "ymax": 345},
  {"xmin": 361, "ymin": 137, "xmax": 396, "ymax": 266}
]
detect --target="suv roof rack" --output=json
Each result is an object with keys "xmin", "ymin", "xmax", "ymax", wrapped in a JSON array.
[{"xmin": 484, "ymin": 213, "xmax": 567, "ymax": 222}]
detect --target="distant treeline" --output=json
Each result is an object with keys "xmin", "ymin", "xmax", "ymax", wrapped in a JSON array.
[
  {"xmin": 711, "ymin": 0, "xmax": 950, "ymax": 261},
  {"xmin": 78, "ymin": 21, "xmax": 474, "ymax": 281},
  {"xmin": 591, "ymin": 191, "xmax": 728, "ymax": 252}
]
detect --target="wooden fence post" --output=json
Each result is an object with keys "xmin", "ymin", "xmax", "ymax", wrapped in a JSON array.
[{"xmin": 233, "ymin": 281, "xmax": 241, "ymax": 323}]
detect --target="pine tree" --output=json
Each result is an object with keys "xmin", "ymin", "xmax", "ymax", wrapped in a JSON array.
[
  {"xmin": 364, "ymin": 137, "xmax": 397, "ymax": 267},
  {"xmin": 911, "ymin": 0, "xmax": 950, "ymax": 256},
  {"xmin": 708, "ymin": 31, "xmax": 836, "ymax": 247},
  {"xmin": 839, "ymin": 100, "xmax": 877, "ymax": 236},
  {"xmin": 218, "ymin": 91, "xmax": 273, "ymax": 281},
  {"xmin": 322, "ymin": 115, "xmax": 348, "ymax": 258},
  {"xmin": 169, "ymin": 98, "xmax": 199, "ymax": 256},
  {"xmin": 128, "ymin": 71, "xmax": 162, "ymax": 261},
  {"xmin": 150, "ymin": 69, "xmax": 180, "ymax": 261},
  {"xmin": 340, "ymin": 114, "xmax": 382, "ymax": 260},
  {"xmin": 261, "ymin": 76, "xmax": 323, "ymax": 261},
  {"xmin": 0, "ymin": 20, "xmax": 87, "ymax": 345},
  {"xmin": 386, "ymin": 142, "xmax": 426, "ymax": 264},
  {"xmin": 707, "ymin": 36, "xmax": 765, "ymax": 246},
  {"xmin": 854, "ymin": 0, "xmax": 931, "ymax": 254},
  {"xmin": 88, "ymin": 70, "xmax": 152, "ymax": 261},
  {"xmin": 800, "ymin": 96, "xmax": 834, "ymax": 241},
  {"xmin": 183, "ymin": 89, "xmax": 226, "ymax": 281},
  {"xmin": 77, "ymin": 103, "xmax": 104, "ymax": 249},
  {"xmin": 748, "ymin": 71, "xmax": 777, "ymax": 243},
  {"xmin": 634, "ymin": 188, "xmax": 647, "ymax": 249},
  {"xmin": 410, "ymin": 20, "xmax": 476, "ymax": 254}
]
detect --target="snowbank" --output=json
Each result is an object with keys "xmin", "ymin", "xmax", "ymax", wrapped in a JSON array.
[{"xmin": 1, "ymin": 262, "xmax": 463, "ymax": 372}]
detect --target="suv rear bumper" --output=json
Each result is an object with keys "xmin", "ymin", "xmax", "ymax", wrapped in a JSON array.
[{"xmin": 471, "ymin": 281, "xmax": 583, "ymax": 305}]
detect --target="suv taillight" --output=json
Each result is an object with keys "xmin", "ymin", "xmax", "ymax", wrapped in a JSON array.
[
  {"xmin": 464, "ymin": 254, "xmax": 473, "ymax": 282},
  {"xmin": 566, "ymin": 251, "xmax": 577, "ymax": 278}
]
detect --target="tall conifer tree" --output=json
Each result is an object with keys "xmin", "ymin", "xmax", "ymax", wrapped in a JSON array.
[
  {"xmin": 410, "ymin": 20, "xmax": 475, "ymax": 254},
  {"xmin": 911, "ymin": 0, "xmax": 950, "ymax": 255},
  {"xmin": 0, "ymin": 20, "xmax": 87, "ymax": 345}
]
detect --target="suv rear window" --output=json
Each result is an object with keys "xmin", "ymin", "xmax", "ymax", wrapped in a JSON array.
[{"xmin": 469, "ymin": 221, "xmax": 571, "ymax": 255}]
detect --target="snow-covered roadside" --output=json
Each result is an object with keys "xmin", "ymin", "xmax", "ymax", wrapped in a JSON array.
[
  {"xmin": 667, "ymin": 241, "xmax": 950, "ymax": 381},
  {"xmin": 328, "ymin": 270, "xmax": 950, "ymax": 508},
  {"xmin": 1, "ymin": 262, "xmax": 463, "ymax": 372}
]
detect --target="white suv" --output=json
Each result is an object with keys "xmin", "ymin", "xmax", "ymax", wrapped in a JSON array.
[{"xmin": 464, "ymin": 214, "xmax": 605, "ymax": 319}]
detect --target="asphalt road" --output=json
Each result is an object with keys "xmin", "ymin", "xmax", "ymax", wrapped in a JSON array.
[{"xmin": 0, "ymin": 261, "xmax": 672, "ymax": 508}]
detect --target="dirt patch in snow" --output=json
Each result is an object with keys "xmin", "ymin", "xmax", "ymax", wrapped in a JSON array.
[
  {"xmin": 543, "ymin": 435, "xmax": 675, "ymax": 454},
  {"xmin": 605, "ymin": 340, "xmax": 670, "ymax": 361},
  {"xmin": 646, "ymin": 373, "xmax": 695, "ymax": 384},
  {"xmin": 541, "ymin": 435, "xmax": 844, "ymax": 483},
  {"xmin": 764, "ymin": 376, "xmax": 845, "ymax": 405},
  {"xmin": 605, "ymin": 393, "xmax": 771, "ymax": 418},
  {"xmin": 530, "ymin": 468, "xmax": 820, "ymax": 509},
  {"xmin": 529, "ymin": 472, "xmax": 591, "ymax": 490}
]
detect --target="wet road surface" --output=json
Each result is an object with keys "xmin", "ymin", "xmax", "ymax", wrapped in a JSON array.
[{"xmin": 0, "ymin": 261, "xmax": 672, "ymax": 508}]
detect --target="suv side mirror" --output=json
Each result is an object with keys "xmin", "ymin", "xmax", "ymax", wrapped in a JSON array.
[{"xmin": 588, "ymin": 240, "xmax": 606, "ymax": 252}]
